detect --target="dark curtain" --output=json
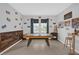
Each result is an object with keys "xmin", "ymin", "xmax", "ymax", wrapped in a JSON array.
[
  {"xmin": 31, "ymin": 18, "xmax": 49, "ymax": 34},
  {"xmin": 31, "ymin": 18, "xmax": 39, "ymax": 34}
]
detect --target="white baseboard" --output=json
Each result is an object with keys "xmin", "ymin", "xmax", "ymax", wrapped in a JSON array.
[
  {"xmin": 0, "ymin": 39, "xmax": 22, "ymax": 55},
  {"xmin": 75, "ymin": 49, "xmax": 79, "ymax": 54},
  {"xmin": 58, "ymin": 39, "xmax": 64, "ymax": 44}
]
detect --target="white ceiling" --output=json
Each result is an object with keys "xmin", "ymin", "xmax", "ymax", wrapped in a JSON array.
[{"xmin": 9, "ymin": 3, "xmax": 72, "ymax": 16}]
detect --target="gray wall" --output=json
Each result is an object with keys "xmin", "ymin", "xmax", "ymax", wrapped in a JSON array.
[
  {"xmin": 0, "ymin": 3, "xmax": 23, "ymax": 33},
  {"xmin": 56, "ymin": 4, "xmax": 79, "ymax": 53}
]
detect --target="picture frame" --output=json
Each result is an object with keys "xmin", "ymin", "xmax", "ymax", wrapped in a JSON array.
[
  {"xmin": 6, "ymin": 10, "xmax": 10, "ymax": 14},
  {"xmin": 72, "ymin": 18, "xmax": 79, "ymax": 28},
  {"xmin": 64, "ymin": 11, "xmax": 72, "ymax": 20},
  {"xmin": 58, "ymin": 21, "xmax": 64, "ymax": 28},
  {"xmin": 64, "ymin": 20, "xmax": 70, "ymax": 26}
]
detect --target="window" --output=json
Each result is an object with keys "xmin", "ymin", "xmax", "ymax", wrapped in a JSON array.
[
  {"xmin": 41, "ymin": 19, "xmax": 49, "ymax": 33},
  {"xmin": 33, "ymin": 23, "xmax": 47, "ymax": 34},
  {"xmin": 31, "ymin": 18, "xmax": 49, "ymax": 34},
  {"xmin": 40, "ymin": 23, "xmax": 47, "ymax": 33},
  {"xmin": 33, "ymin": 23, "xmax": 39, "ymax": 34}
]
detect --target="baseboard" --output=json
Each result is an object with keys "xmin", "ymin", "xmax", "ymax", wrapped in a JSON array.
[
  {"xmin": 75, "ymin": 49, "xmax": 79, "ymax": 54},
  {"xmin": 58, "ymin": 39, "xmax": 64, "ymax": 44},
  {"xmin": 0, "ymin": 39, "xmax": 22, "ymax": 55}
]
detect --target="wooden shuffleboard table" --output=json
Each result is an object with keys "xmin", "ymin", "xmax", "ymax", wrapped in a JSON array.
[{"xmin": 23, "ymin": 35, "xmax": 50, "ymax": 47}]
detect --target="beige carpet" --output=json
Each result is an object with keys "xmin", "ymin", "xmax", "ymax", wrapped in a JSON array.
[{"xmin": 3, "ymin": 39, "xmax": 70, "ymax": 55}]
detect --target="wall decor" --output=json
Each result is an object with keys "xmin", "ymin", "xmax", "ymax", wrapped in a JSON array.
[
  {"xmin": 27, "ymin": 26, "xmax": 30, "ymax": 28},
  {"xmin": 24, "ymin": 22, "xmax": 27, "ymax": 24},
  {"xmin": 19, "ymin": 23, "xmax": 21, "ymax": 25},
  {"xmin": 15, "ymin": 12, "xmax": 18, "ymax": 15},
  {"xmin": 6, "ymin": 17, "xmax": 11, "ymax": 22},
  {"xmin": 58, "ymin": 21, "xmax": 64, "ymax": 28},
  {"xmin": 21, "ymin": 18, "xmax": 22, "ymax": 21},
  {"xmin": 64, "ymin": 11, "xmax": 72, "ymax": 20},
  {"xmin": 6, "ymin": 10, "xmax": 10, "ymax": 14},
  {"xmin": 2, "ymin": 24, "xmax": 6, "ymax": 29},
  {"xmin": 14, "ymin": 26, "xmax": 17, "ymax": 28},
  {"xmin": 53, "ymin": 22, "xmax": 56, "ymax": 24},
  {"xmin": 27, "ymin": 19, "xmax": 29, "ymax": 21},
  {"xmin": 15, "ymin": 18, "xmax": 18, "ymax": 21},
  {"xmin": 72, "ymin": 18, "xmax": 79, "ymax": 28},
  {"xmin": 64, "ymin": 20, "xmax": 70, "ymax": 26}
]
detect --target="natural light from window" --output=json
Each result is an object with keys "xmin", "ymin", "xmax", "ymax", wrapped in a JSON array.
[{"xmin": 33, "ymin": 23, "xmax": 47, "ymax": 34}]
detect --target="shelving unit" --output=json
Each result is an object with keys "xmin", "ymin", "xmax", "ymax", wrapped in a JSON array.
[{"xmin": 0, "ymin": 30, "xmax": 23, "ymax": 52}]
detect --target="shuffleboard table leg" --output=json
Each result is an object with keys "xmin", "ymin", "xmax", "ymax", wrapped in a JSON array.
[
  {"xmin": 27, "ymin": 39, "xmax": 32, "ymax": 47},
  {"xmin": 45, "ymin": 39, "xmax": 50, "ymax": 46}
]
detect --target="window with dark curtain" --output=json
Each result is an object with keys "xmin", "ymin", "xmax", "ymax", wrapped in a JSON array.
[
  {"xmin": 31, "ymin": 18, "xmax": 49, "ymax": 34},
  {"xmin": 41, "ymin": 19, "xmax": 49, "ymax": 33},
  {"xmin": 31, "ymin": 18, "xmax": 39, "ymax": 34}
]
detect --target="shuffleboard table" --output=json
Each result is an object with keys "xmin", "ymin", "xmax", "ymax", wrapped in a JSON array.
[{"xmin": 23, "ymin": 35, "xmax": 50, "ymax": 47}]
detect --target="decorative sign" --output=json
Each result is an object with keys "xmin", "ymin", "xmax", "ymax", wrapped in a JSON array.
[
  {"xmin": 19, "ymin": 23, "xmax": 21, "ymax": 25},
  {"xmin": 64, "ymin": 12, "xmax": 72, "ymax": 20},
  {"xmin": 14, "ymin": 26, "xmax": 17, "ymax": 28},
  {"xmin": 53, "ymin": 22, "xmax": 56, "ymax": 24},
  {"xmin": 24, "ymin": 22, "xmax": 27, "ymax": 24},
  {"xmin": 15, "ymin": 18, "xmax": 18, "ymax": 21},
  {"xmin": 6, "ymin": 10, "xmax": 10, "ymax": 14}
]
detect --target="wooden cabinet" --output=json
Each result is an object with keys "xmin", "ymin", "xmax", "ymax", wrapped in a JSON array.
[
  {"xmin": 0, "ymin": 30, "xmax": 23, "ymax": 52},
  {"xmin": 50, "ymin": 32, "xmax": 58, "ymax": 40}
]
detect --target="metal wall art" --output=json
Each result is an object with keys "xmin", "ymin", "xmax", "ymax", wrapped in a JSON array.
[
  {"xmin": 6, "ymin": 17, "xmax": 11, "ymax": 22},
  {"xmin": 14, "ymin": 26, "xmax": 17, "ymax": 28},
  {"xmin": 2, "ymin": 24, "xmax": 6, "ymax": 29},
  {"xmin": 15, "ymin": 18, "xmax": 18, "ymax": 21},
  {"xmin": 19, "ymin": 23, "xmax": 21, "ymax": 25},
  {"xmin": 21, "ymin": 18, "xmax": 22, "ymax": 21},
  {"xmin": 6, "ymin": 10, "xmax": 10, "ymax": 14}
]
